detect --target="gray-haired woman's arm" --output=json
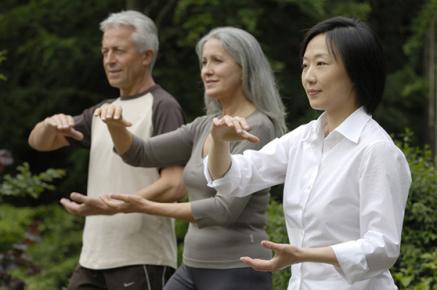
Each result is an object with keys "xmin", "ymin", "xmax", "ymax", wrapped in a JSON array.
[{"xmin": 208, "ymin": 115, "xmax": 260, "ymax": 179}]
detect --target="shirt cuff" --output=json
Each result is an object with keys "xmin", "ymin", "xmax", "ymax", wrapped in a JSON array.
[
  {"xmin": 202, "ymin": 156, "xmax": 241, "ymax": 196},
  {"xmin": 203, "ymin": 156, "xmax": 214, "ymax": 185},
  {"xmin": 331, "ymin": 241, "xmax": 369, "ymax": 284},
  {"xmin": 202, "ymin": 156, "xmax": 232, "ymax": 188}
]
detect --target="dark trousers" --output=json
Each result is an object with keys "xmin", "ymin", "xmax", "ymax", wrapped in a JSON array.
[
  {"xmin": 163, "ymin": 264, "xmax": 272, "ymax": 290},
  {"xmin": 67, "ymin": 264, "xmax": 175, "ymax": 290}
]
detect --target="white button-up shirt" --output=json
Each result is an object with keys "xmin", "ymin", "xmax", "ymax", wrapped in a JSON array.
[{"xmin": 205, "ymin": 107, "xmax": 411, "ymax": 290}]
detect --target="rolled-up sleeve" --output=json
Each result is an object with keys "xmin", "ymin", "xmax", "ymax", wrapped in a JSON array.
[{"xmin": 331, "ymin": 141, "xmax": 411, "ymax": 283}]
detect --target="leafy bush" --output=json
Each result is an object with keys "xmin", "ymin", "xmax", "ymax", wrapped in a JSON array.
[
  {"xmin": 0, "ymin": 162, "xmax": 65, "ymax": 200},
  {"xmin": 0, "ymin": 163, "xmax": 81, "ymax": 290},
  {"xmin": 266, "ymin": 199, "xmax": 291, "ymax": 289},
  {"xmin": 392, "ymin": 133, "xmax": 437, "ymax": 290},
  {"xmin": 9, "ymin": 205, "xmax": 82, "ymax": 290}
]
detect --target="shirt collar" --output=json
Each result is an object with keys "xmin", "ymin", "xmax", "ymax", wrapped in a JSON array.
[
  {"xmin": 333, "ymin": 107, "xmax": 372, "ymax": 143},
  {"xmin": 119, "ymin": 84, "xmax": 160, "ymax": 101},
  {"xmin": 307, "ymin": 107, "xmax": 371, "ymax": 144}
]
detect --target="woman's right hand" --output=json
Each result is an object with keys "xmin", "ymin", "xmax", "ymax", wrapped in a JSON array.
[
  {"xmin": 94, "ymin": 104, "xmax": 132, "ymax": 128},
  {"xmin": 211, "ymin": 115, "xmax": 259, "ymax": 143}
]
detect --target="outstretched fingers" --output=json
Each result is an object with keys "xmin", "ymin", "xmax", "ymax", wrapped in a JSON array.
[
  {"xmin": 240, "ymin": 256, "xmax": 275, "ymax": 272},
  {"xmin": 44, "ymin": 114, "xmax": 74, "ymax": 130},
  {"xmin": 60, "ymin": 197, "xmax": 82, "ymax": 215},
  {"xmin": 212, "ymin": 115, "xmax": 260, "ymax": 143},
  {"xmin": 94, "ymin": 104, "xmax": 132, "ymax": 127},
  {"xmin": 241, "ymin": 240, "xmax": 298, "ymax": 273},
  {"xmin": 240, "ymin": 130, "xmax": 260, "ymax": 143},
  {"xmin": 69, "ymin": 192, "xmax": 87, "ymax": 203},
  {"xmin": 67, "ymin": 128, "xmax": 84, "ymax": 140},
  {"xmin": 260, "ymin": 240, "xmax": 285, "ymax": 251},
  {"xmin": 44, "ymin": 114, "xmax": 83, "ymax": 140}
]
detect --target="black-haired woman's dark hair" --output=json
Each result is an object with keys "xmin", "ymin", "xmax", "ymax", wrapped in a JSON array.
[{"xmin": 299, "ymin": 16, "xmax": 385, "ymax": 114}]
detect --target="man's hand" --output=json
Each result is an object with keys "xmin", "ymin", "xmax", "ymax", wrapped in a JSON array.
[
  {"xmin": 94, "ymin": 104, "xmax": 132, "ymax": 127},
  {"xmin": 43, "ymin": 114, "xmax": 84, "ymax": 141},
  {"xmin": 211, "ymin": 115, "xmax": 259, "ymax": 143},
  {"xmin": 240, "ymin": 240, "xmax": 303, "ymax": 272},
  {"xmin": 60, "ymin": 192, "xmax": 120, "ymax": 216}
]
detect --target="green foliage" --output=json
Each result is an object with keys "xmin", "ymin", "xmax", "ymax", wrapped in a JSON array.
[
  {"xmin": 0, "ymin": 50, "xmax": 6, "ymax": 81},
  {"xmin": 175, "ymin": 219, "xmax": 189, "ymax": 265},
  {"xmin": 392, "ymin": 131, "xmax": 437, "ymax": 290},
  {"xmin": 403, "ymin": 0, "xmax": 437, "ymax": 59},
  {"xmin": 266, "ymin": 199, "xmax": 291, "ymax": 290},
  {"xmin": 0, "ymin": 204, "xmax": 83, "ymax": 290},
  {"xmin": 0, "ymin": 162, "xmax": 65, "ymax": 200},
  {"xmin": 11, "ymin": 205, "xmax": 83, "ymax": 290},
  {"xmin": 0, "ymin": 204, "xmax": 34, "ymax": 252},
  {"xmin": 377, "ymin": 67, "xmax": 427, "ymax": 139},
  {"xmin": 0, "ymin": 162, "xmax": 80, "ymax": 290}
]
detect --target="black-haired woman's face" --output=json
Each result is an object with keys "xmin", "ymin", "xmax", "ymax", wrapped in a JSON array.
[{"xmin": 301, "ymin": 34, "xmax": 358, "ymax": 114}]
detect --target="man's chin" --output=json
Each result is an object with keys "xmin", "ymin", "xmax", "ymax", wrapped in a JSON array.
[{"xmin": 107, "ymin": 80, "xmax": 122, "ymax": 88}]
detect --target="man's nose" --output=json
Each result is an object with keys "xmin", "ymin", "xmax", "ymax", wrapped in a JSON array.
[{"xmin": 104, "ymin": 51, "xmax": 116, "ymax": 65}]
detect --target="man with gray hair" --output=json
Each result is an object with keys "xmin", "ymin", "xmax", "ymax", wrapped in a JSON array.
[{"xmin": 28, "ymin": 10, "xmax": 184, "ymax": 290}]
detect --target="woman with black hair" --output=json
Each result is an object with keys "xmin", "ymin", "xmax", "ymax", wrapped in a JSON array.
[{"xmin": 205, "ymin": 16, "xmax": 411, "ymax": 290}]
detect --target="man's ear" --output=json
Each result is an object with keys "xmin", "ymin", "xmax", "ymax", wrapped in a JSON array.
[{"xmin": 142, "ymin": 49, "xmax": 154, "ymax": 66}]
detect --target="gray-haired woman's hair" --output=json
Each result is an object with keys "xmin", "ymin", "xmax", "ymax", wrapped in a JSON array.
[
  {"xmin": 100, "ymin": 10, "xmax": 159, "ymax": 70},
  {"xmin": 196, "ymin": 27, "xmax": 287, "ymax": 136}
]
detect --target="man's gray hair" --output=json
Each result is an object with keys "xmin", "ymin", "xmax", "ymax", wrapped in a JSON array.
[
  {"xmin": 196, "ymin": 27, "xmax": 287, "ymax": 136},
  {"xmin": 100, "ymin": 10, "xmax": 159, "ymax": 70}
]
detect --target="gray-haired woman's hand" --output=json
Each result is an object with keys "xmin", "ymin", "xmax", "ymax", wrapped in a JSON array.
[
  {"xmin": 211, "ymin": 115, "xmax": 259, "ymax": 143},
  {"xmin": 94, "ymin": 103, "xmax": 132, "ymax": 127}
]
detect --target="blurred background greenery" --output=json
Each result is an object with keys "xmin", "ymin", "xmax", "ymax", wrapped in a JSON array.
[{"xmin": 1, "ymin": 0, "xmax": 436, "ymax": 289}]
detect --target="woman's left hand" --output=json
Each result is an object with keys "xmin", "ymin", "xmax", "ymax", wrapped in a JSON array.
[{"xmin": 240, "ymin": 240, "xmax": 303, "ymax": 272}]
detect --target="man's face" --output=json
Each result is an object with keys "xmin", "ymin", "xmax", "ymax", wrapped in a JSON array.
[{"xmin": 101, "ymin": 26, "xmax": 148, "ymax": 94}]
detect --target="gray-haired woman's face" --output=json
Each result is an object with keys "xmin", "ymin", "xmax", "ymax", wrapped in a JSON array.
[{"xmin": 200, "ymin": 38, "xmax": 243, "ymax": 102}]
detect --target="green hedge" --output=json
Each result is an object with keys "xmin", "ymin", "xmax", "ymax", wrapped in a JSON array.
[
  {"xmin": 392, "ymin": 134, "xmax": 437, "ymax": 290},
  {"xmin": 0, "ymin": 204, "xmax": 82, "ymax": 290}
]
